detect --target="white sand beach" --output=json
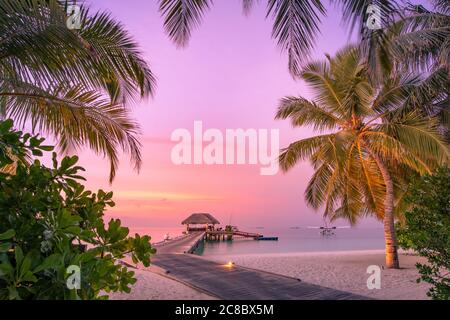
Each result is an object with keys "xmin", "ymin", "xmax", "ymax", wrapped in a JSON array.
[
  {"xmin": 205, "ymin": 250, "xmax": 431, "ymax": 300},
  {"xmin": 110, "ymin": 250, "xmax": 430, "ymax": 300}
]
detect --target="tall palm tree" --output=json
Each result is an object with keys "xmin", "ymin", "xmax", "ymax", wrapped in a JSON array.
[
  {"xmin": 0, "ymin": 0, "xmax": 156, "ymax": 182},
  {"xmin": 158, "ymin": 0, "xmax": 399, "ymax": 78},
  {"xmin": 275, "ymin": 46, "xmax": 449, "ymax": 268}
]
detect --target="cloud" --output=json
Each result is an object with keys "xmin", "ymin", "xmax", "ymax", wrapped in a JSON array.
[{"xmin": 113, "ymin": 190, "xmax": 222, "ymax": 202}]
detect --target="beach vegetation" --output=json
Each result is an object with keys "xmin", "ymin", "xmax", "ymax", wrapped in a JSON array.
[
  {"xmin": 397, "ymin": 167, "xmax": 450, "ymax": 300},
  {"xmin": 0, "ymin": 119, "xmax": 155, "ymax": 299}
]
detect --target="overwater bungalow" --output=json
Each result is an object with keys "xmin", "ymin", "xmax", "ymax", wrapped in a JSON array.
[{"xmin": 182, "ymin": 213, "xmax": 220, "ymax": 232}]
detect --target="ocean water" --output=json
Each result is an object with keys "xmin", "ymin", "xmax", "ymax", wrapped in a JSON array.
[
  {"xmin": 128, "ymin": 226, "xmax": 186, "ymax": 243},
  {"xmin": 195, "ymin": 227, "xmax": 385, "ymax": 256},
  {"xmin": 129, "ymin": 226, "xmax": 386, "ymax": 256}
]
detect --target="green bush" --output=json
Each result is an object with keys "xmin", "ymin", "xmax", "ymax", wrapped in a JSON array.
[
  {"xmin": 0, "ymin": 119, "xmax": 155, "ymax": 299},
  {"xmin": 397, "ymin": 167, "xmax": 450, "ymax": 300}
]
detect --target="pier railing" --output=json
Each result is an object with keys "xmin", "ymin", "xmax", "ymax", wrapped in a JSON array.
[{"xmin": 205, "ymin": 230, "xmax": 262, "ymax": 240}]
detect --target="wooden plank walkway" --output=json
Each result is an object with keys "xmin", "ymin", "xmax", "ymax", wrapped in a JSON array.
[
  {"xmin": 152, "ymin": 233, "xmax": 370, "ymax": 300},
  {"xmin": 152, "ymin": 254, "xmax": 369, "ymax": 300},
  {"xmin": 154, "ymin": 232, "xmax": 205, "ymax": 254}
]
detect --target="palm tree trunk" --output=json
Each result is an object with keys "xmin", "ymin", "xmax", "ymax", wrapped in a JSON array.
[{"xmin": 372, "ymin": 153, "xmax": 400, "ymax": 269}]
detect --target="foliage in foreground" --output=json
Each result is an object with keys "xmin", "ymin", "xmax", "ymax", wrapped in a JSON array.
[
  {"xmin": 0, "ymin": 119, "xmax": 155, "ymax": 299},
  {"xmin": 397, "ymin": 167, "xmax": 450, "ymax": 300}
]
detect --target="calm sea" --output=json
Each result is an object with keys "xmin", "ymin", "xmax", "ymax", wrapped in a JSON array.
[{"xmin": 129, "ymin": 226, "xmax": 385, "ymax": 256}]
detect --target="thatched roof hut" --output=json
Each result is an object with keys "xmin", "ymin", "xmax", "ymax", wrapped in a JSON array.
[{"xmin": 182, "ymin": 213, "xmax": 220, "ymax": 226}]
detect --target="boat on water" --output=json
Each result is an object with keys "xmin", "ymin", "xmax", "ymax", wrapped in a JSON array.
[{"xmin": 256, "ymin": 236, "xmax": 278, "ymax": 241}]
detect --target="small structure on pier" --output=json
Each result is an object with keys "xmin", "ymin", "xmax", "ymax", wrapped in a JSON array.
[
  {"xmin": 181, "ymin": 213, "xmax": 272, "ymax": 241},
  {"xmin": 182, "ymin": 213, "xmax": 220, "ymax": 232}
]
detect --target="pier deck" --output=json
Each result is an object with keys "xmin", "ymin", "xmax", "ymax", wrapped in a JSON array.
[
  {"xmin": 154, "ymin": 231, "xmax": 205, "ymax": 254},
  {"xmin": 151, "ymin": 232, "xmax": 369, "ymax": 300}
]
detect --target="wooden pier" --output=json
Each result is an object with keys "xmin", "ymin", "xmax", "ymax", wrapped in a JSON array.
[
  {"xmin": 151, "ymin": 235, "xmax": 370, "ymax": 300},
  {"xmin": 154, "ymin": 232, "xmax": 205, "ymax": 254},
  {"xmin": 148, "ymin": 213, "xmax": 370, "ymax": 299},
  {"xmin": 205, "ymin": 230, "xmax": 262, "ymax": 241}
]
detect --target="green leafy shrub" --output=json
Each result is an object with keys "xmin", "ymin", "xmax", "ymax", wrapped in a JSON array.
[
  {"xmin": 397, "ymin": 167, "xmax": 450, "ymax": 300},
  {"xmin": 0, "ymin": 119, "xmax": 155, "ymax": 299}
]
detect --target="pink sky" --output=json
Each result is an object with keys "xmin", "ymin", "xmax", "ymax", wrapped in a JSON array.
[{"xmin": 67, "ymin": 0, "xmax": 426, "ymax": 229}]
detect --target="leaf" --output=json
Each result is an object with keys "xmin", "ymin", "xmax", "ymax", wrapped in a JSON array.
[
  {"xmin": 21, "ymin": 272, "xmax": 38, "ymax": 283},
  {"xmin": 158, "ymin": 0, "xmax": 212, "ymax": 48},
  {"xmin": 0, "ymin": 119, "xmax": 14, "ymax": 133},
  {"xmin": 8, "ymin": 286, "xmax": 20, "ymax": 300},
  {"xmin": 0, "ymin": 229, "xmax": 15, "ymax": 240},
  {"xmin": 19, "ymin": 255, "xmax": 32, "ymax": 280},
  {"xmin": 0, "ymin": 261, "xmax": 14, "ymax": 279},
  {"xmin": 31, "ymin": 149, "xmax": 43, "ymax": 156},
  {"xmin": 33, "ymin": 254, "xmax": 62, "ymax": 273},
  {"xmin": 0, "ymin": 242, "xmax": 12, "ymax": 253},
  {"xmin": 40, "ymin": 145, "xmax": 54, "ymax": 151},
  {"xmin": 14, "ymin": 246, "xmax": 24, "ymax": 266},
  {"xmin": 267, "ymin": 0, "xmax": 326, "ymax": 77}
]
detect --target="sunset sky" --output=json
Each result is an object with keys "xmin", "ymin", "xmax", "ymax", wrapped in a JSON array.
[{"xmin": 64, "ymin": 0, "xmax": 428, "ymax": 229}]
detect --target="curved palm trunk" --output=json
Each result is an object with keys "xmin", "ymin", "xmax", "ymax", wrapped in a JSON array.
[{"xmin": 372, "ymin": 153, "xmax": 400, "ymax": 269}]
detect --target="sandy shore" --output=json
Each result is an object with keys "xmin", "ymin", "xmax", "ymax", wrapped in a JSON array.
[
  {"xmin": 109, "ymin": 250, "xmax": 430, "ymax": 300},
  {"xmin": 205, "ymin": 250, "xmax": 431, "ymax": 300}
]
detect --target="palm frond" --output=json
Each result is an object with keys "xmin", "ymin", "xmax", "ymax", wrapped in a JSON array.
[
  {"xmin": 374, "ymin": 111, "xmax": 449, "ymax": 165},
  {"xmin": 300, "ymin": 61, "xmax": 345, "ymax": 116},
  {"xmin": 275, "ymin": 96, "xmax": 342, "ymax": 131},
  {"xmin": 332, "ymin": 0, "xmax": 400, "ymax": 34},
  {"xmin": 266, "ymin": 0, "xmax": 326, "ymax": 77},
  {"xmin": 0, "ymin": 0, "xmax": 154, "ymax": 181},
  {"xmin": 78, "ymin": 9, "xmax": 157, "ymax": 103},
  {"xmin": 1, "ymin": 82, "xmax": 141, "ymax": 182},
  {"xmin": 278, "ymin": 134, "xmax": 335, "ymax": 172},
  {"xmin": 355, "ymin": 140, "xmax": 386, "ymax": 218},
  {"xmin": 242, "ymin": 0, "xmax": 259, "ymax": 15},
  {"xmin": 158, "ymin": 0, "xmax": 212, "ymax": 48},
  {"xmin": 305, "ymin": 162, "xmax": 336, "ymax": 209},
  {"xmin": 432, "ymin": 0, "xmax": 450, "ymax": 14}
]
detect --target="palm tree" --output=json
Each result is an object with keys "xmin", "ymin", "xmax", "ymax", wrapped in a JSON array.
[
  {"xmin": 275, "ymin": 46, "xmax": 449, "ymax": 268},
  {"xmin": 158, "ymin": 0, "xmax": 399, "ymax": 78},
  {"xmin": 0, "ymin": 0, "xmax": 156, "ymax": 182}
]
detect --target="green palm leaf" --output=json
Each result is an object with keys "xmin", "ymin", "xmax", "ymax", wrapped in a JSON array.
[
  {"xmin": 275, "ymin": 96, "xmax": 342, "ymax": 131},
  {"xmin": 158, "ymin": 0, "xmax": 212, "ymax": 48},
  {"xmin": 266, "ymin": 0, "xmax": 325, "ymax": 76}
]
